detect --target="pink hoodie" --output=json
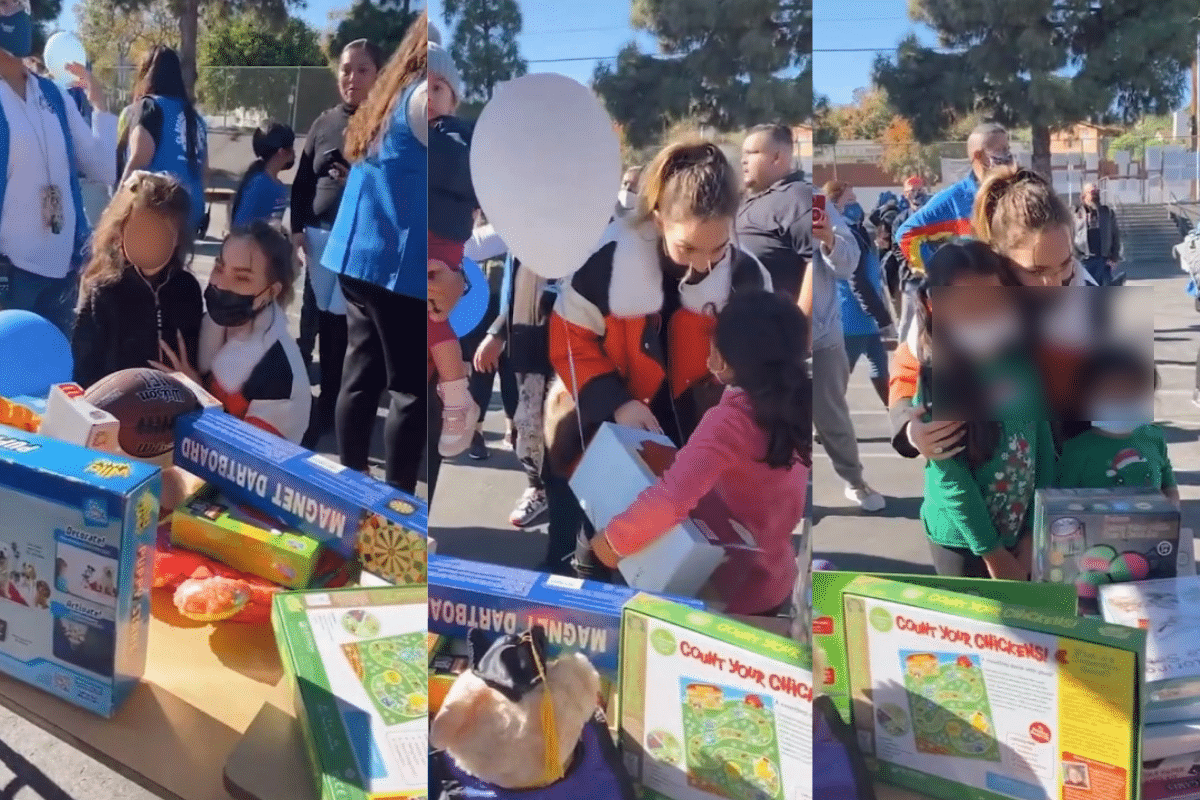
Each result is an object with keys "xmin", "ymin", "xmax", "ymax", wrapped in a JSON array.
[{"xmin": 605, "ymin": 387, "xmax": 808, "ymax": 615}]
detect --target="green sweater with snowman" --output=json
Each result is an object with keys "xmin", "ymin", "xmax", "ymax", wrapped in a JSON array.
[
  {"xmin": 1058, "ymin": 425, "xmax": 1175, "ymax": 491},
  {"xmin": 917, "ymin": 354, "xmax": 1057, "ymax": 555}
]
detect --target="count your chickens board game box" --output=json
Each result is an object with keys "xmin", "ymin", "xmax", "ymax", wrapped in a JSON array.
[
  {"xmin": 838, "ymin": 575, "xmax": 1143, "ymax": 800},
  {"xmin": 173, "ymin": 410, "xmax": 427, "ymax": 583},
  {"xmin": 0, "ymin": 429, "xmax": 159, "ymax": 716},
  {"xmin": 1100, "ymin": 576, "xmax": 1200, "ymax": 724},
  {"xmin": 272, "ymin": 584, "xmax": 428, "ymax": 800},
  {"xmin": 619, "ymin": 594, "xmax": 810, "ymax": 800}
]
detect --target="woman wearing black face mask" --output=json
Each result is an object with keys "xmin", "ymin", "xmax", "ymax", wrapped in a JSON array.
[{"xmin": 230, "ymin": 121, "xmax": 296, "ymax": 228}]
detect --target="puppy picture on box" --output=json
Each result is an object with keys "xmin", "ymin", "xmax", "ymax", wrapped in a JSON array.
[
  {"xmin": 52, "ymin": 611, "xmax": 115, "ymax": 677},
  {"xmin": 55, "ymin": 541, "xmax": 118, "ymax": 608}
]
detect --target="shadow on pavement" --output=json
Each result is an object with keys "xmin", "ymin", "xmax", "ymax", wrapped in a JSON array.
[
  {"xmin": 816, "ymin": 552, "xmax": 936, "ymax": 575},
  {"xmin": 814, "ymin": 495, "xmax": 922, "ymax": 522},
  {"xmin": 433, "ymin": 526, "xmax": 549, "ymax": 570}
]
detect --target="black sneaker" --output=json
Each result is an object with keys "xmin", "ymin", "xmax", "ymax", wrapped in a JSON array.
[{"xmin": 467, "ymin": 431, "xmax": 489, "ymax": 460}]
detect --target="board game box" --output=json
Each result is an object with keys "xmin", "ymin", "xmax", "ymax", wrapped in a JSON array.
[
  {"xmin": 0, "ymin": 429, "xmax": 159, "ymax": 716},
  {"xmin": 839, "ymin": 575, "xmax": 1144, "ymax": 800},
  {"xmin": 173, "ymin": 410, "xmax": 427, "ymax": 583},
  {"xmin": 1032, "ymin": 487, "xmax": 1180, "ymax": 615},
  {"xmin": 272, "ymin": 584, "xmax": 428, "ymax": 800},
  {"xmin": 619, "ymin": 593, "xmax": 809, "ymax": 800},
  {"xmin": 171, "ymin": 483, "xmax": 322, "ymax": 589},
  {"xmin": 427, "ymin": 554, "xmax": 703, "ymax": 676},
  {"xmin": 569, "ymin": 422, "xmax": 760, "ymax": 596},
  {"xmin": 1100, "ymin": 576, "xmax": 1200, "ymax": 724},
  {"xmin": 1142, "ymin": 752, "xmax": 1200, "ymax": 800},
  {"xmin": 811, "ymin": 572, "xmax": 1079, "ymax": 722}
]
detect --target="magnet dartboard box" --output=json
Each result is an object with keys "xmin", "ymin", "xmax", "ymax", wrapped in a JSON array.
[
  {"xmin": 173, "ymin": 411, "xmax": 427, "ymax": 583},
  {"xmin": 0, "ymin": 429, "xmax": 159, "ymax": 716},
  {"xmin": 1032, "ymin": 488, "xmax": 1180, "ymax": 615},
  {"xmin": 839, "ymin": 575, "xmax": 1144, "ymax": 800},
  {"xmin": 618, "ymin": 593, "xmax": 810, "ymax": 800},
  {"xmin": 273, "ymin": 585, "xmax": 428, "ymax": 800}
]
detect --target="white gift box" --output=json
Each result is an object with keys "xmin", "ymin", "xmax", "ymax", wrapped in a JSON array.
[
  {"xmin": 569, "ymin": 422, "xmax": 758, "ymax": 597},
  {"xmin": 39, "ymin": 383, "xmax": 120, "ymax": 454}
]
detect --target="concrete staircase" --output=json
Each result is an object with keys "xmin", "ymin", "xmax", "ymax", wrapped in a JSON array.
[{"xmin": 1115, "ymin": 203, "xmax": 1181, "ymax": 266}]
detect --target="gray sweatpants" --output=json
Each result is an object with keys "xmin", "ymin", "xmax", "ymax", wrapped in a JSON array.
[{"xmin": 811, "ymin": 338, "xmax": 865, "ymax": 487}]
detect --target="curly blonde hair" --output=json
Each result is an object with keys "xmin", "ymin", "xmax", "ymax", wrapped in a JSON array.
[
  {"xmin": 345, "ymin": 10, "xmax": 427, "ymax": 161},
  {"xmin": 77, "ymin": 171, "xmax": 193, "ymax": 308}
]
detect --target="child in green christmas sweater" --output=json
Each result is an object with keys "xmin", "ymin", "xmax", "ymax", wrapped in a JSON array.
[
  {"xmin": 913, "ymin": 240, "xmax": 1056, "ymax": 581},
  {"xmin": 1058, "ymin": 346, "xmax": 1179, "ymax": 507}
]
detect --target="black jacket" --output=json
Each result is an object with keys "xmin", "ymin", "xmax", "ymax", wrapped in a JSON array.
[
  {"xmin": 289, "ymin": 104, "xmax": 353, "ymax": 233},
  {"xmin": 72, "ymin": 266, "xmax": 204, "ymax": 389},
  {"xmin": 429, "ymin": 115, "xmax": 477, "ymax": 244}
]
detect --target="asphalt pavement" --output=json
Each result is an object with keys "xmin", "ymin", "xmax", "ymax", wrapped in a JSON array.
[{"xmin": 812, "ymin": 257, "xmax": 1200, "ymax": 575}]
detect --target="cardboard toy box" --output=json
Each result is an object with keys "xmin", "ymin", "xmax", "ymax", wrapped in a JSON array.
[
  {"xmin": 427, "ymin": 554, "xmax": 704, "ymax": 677},
  {"xmin": 569, "ymin": 422, "xmax": 760, "ymax": 596},
  {"xmin": 1100, "ymin": 576, "xmax": 1200, "ymax": 724},
  {"xmin": 811, "ymin": 572, "xmax": 1080, "ymax": 722},
  {"xmin": 171, "ymin": 484, "xmax": 323, "ymax": 589},
  {"xmin": 1032, "ymin": 487, "xmax": 1180, "ymax": 614},
  {"xmin": 0, "ymin": 429, "xmax": 160, "ymax": 716},
  {"xmin": 838, "ymin": 575, "xmax": 1144, "ymax": 800},
  {"xmin": 1144, "ymin": 721, "xmax": 1200, "ymax": 799},
  {"xmin": 619, "ymin": 594, "xmax": 810, "ymax": 800},
  {"xmin": 273, "ymin": 584, "xmax": 428, "ymax": 800},
  {"xmin": 39, "ymin": 383, "xmax": 119, "ymax": 453},
  {"xmin": 173, "ymin": 411, "xmax": 427, "ymax": 583}
]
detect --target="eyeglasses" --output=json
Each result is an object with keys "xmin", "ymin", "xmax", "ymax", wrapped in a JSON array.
[{"xmin": 986, "ymin": 151, "xmax": 1015, "ymax": 168}]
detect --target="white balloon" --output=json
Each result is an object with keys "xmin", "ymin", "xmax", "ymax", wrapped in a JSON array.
[
  {"xmin": 470, "ymin": 73, "xmax": 621, "ymax": 280},
  {"xmin": 43, "ymin": 32, "xmax": 87, "ymax": 88}
]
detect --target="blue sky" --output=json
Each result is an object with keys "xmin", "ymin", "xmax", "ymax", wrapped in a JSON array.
[
  {"xmin": 428, "ymin": 0, "xmax": 658, "ymax": 87},
  {"xmin": 53, "ymin": 0, "xmax": 348, "ymax": 38},
  {"xmin": 814, "ymin": 0, "xmax": 935, "ymax": 104}
]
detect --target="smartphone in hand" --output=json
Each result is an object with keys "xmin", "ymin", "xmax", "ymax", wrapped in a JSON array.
[
  {"xmin": 813, "ymin": 193, "xmax": 827, "ymax": 226},
  {"xmin": 319, "ymin": 148, "xmax": 350, "ymax": 177}
]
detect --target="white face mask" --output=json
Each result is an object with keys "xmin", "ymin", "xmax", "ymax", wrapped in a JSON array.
[
  {"xmin": 946, "ymin": 314, "xmax": 1020, "ymax": 357},
  {"xmin": 1090, "ymin": 402, "xmax": 1150, "ymax": 435},
  {"xmin": 617, "ymin": 189, "xmax": 636, "ymax": 211}
]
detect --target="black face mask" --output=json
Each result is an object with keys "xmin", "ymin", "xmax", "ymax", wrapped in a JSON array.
[{"xmin": 205, "ymin": 284, "xmax": 265, "ymax": 327}]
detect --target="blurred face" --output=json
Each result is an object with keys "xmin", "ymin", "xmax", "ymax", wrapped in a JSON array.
[
  {"xmin": 1005, "ymin": 226, "xmax": 1076, "ymax": 286},
  {"xmin": 742, "ymin": 132, "xmax": 785, "ymax": 192},
  {"xmin": 338, "ymin": 47, "xmax": 379, "ymax": 108},
  {"xmin": 621, "ymin": 168, "xmax": 641, "ymax": 193},
  {"xmin": 210, "ymin": 237, "xmax": 278, "ymax": 310},
  {"xmin": 1083, "ymin": 184, "xmax": 1099, "ymax": 206},
  {"xmin": 973, "ymin": 134, "xmax": 1013, "ymax": 178},
  {"xmin": 122, "ymin": 206, "xmax": 178, "ymax": 277},
  {"xmin": 273, "ymin": 146, "xmax": 296, "ymax": 172},
  {"xmin": 935, "ymin": 281, "xmax": 1019, "ymax": 359},
  {"xmin": 658, "ymin": 215, "xmax": 732, "ymax": 275},
  {"xmin": 835, "ymin": 188, "xmax": 857, "ymax": 211},
  {"xmin": 428, "ymin": 73, "xmax": 456, "ymax": 120}
]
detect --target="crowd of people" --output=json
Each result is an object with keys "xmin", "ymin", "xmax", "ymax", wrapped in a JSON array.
[
  {"xmin": 0, "ymin": 0, "xmax": 414, "ymax": 490},
  {"xmin": 814, "ymin": 120, "xmax": 1177, "ymax": 582}
]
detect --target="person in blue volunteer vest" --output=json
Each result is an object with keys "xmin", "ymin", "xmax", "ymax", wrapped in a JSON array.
[
  {"xmin": 321, "ymin": 15, "xmax": 428, "ymax": 493},
  {"xmin": 118, "ymin": 45, "xmax": 207, "ymax": 239},
  {"xmin": 0, "ymin": 0, "xmax": 116, "ymax": 336}
]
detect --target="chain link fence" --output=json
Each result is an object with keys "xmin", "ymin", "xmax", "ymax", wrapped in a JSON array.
[
  {"xmin": 95, "ymin": 65, "xmax": 342, "ymax": 136},
  {"xmin": 814, "ymin": 135, "xmax": 1200, "ymax": 206}
]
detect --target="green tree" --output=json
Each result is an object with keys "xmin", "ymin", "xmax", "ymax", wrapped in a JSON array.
[
  {"xmin": 442, "ymin": 0, "xmax": 527, "ymax": 102},
  {"xmin": 328, "ymin": 0, "xmax": 414, "ymax": 63},
  {"xmin": 111, "ymin": 0, "xmax": 297, "ymax": 96},
  {"xmin": 198, "ymin": 12, "xmax": 329, "ymax": 130},
  {"xmin": 595, "ymin": 0, "xmax": 809, "ymax": 150},
  {"xmin": 874, "ymin": 1, "xmax": 1200, "ymax": 178},
  {"xmin": 76, "ymin": 0, "xmax": 178, "ymax": 102}
]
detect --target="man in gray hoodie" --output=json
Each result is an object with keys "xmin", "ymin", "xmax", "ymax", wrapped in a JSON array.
[{"xmin": 738, "ymin": 125, "xmax": 885, "ymax": 511}]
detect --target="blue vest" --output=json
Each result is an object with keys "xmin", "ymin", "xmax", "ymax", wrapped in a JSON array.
[
  {"xmin": 838, "ymin": 227, "xmax": 887, "ymax": 337},
  {"xmin": 141, "ymin": 95, "xmax": 206, "ymax": 233},
  {"xmin": 0, "ymin": 76, "xmax": 90, "ymax": 273},
  {"xmin": 322, "ymin": 82, "xmax": 426, "ymax": 300}
]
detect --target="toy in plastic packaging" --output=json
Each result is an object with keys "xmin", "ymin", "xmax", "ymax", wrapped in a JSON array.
[{"xmin": 173, "ymin": 567, "xmax": 249, "ymax": 622}]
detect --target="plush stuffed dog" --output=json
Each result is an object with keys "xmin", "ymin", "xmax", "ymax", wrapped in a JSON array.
[{"xmin": 430, "ymin": 626, "xmax": 635, "ymax": 799}]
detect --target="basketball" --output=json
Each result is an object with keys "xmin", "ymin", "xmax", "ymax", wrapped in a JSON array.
[{"xmin": 83, "ymin": 369, "xmax": 201, "ymax": 459}]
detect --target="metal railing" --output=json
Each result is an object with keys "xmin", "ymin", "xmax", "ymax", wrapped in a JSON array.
[{"xmin": 96, "ymin": 65, "xmax": 342, "ymax": 135}]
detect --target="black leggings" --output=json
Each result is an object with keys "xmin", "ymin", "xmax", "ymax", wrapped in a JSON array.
[
  {"xmin": 928, "ymin": 537, "xmax": 1027, "ymax": 579},
  {"xmin": 336, "ymin": 275, "xmax": 427, "ymax": 493}
]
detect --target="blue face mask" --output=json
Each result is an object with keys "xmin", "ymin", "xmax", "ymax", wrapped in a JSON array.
[
  {"xmin": 842, "ymin": 202, "xmax": 865, "ymax": 224},
  {"xmin": 0, "ymin": 10, "xmax": 31, "ymax": 58}
]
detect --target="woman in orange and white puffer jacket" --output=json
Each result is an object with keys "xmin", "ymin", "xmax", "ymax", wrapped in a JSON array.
[{"xmin": 539, "ymin": 140, "xmax": 772, "ymax": 577}]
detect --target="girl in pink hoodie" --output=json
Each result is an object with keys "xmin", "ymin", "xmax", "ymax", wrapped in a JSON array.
[{"xmin": 592, "ymin": 290, "xmax": 811, "ymax": 615}]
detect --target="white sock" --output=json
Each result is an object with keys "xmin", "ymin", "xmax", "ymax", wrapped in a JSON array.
[{"xmin": 440, "ymin": 377, "xmax": 470, "ymax": 409}]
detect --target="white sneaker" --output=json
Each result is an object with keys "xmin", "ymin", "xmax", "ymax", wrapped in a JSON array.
[{"xmin": 845, "ymin": 484, "xmax": 886, "ymax": 512}]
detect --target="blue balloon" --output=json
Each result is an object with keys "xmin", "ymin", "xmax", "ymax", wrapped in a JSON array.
[
  {"xmin": 450, "ymin": 257, "xmax": 490, "ymax": 338},
  {"xmin": 0, "ymin": 310, "xmax": 74, "ymax": 399}
]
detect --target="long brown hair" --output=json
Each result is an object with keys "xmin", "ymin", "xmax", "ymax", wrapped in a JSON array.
[
  {"xmin": 635, "ymin": 139, "xmax": 741, "ymax": 225},
  {"xmin": 345, "ymin": 10, "xmax": 427, "ymax": 161},
  {"xmin": 971, "ymin": 166, "xmax": 1072, "ymax": 257},
  {"xmin": 78, "ymin": 172, "xmax": 193, "ymax": 307}
]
